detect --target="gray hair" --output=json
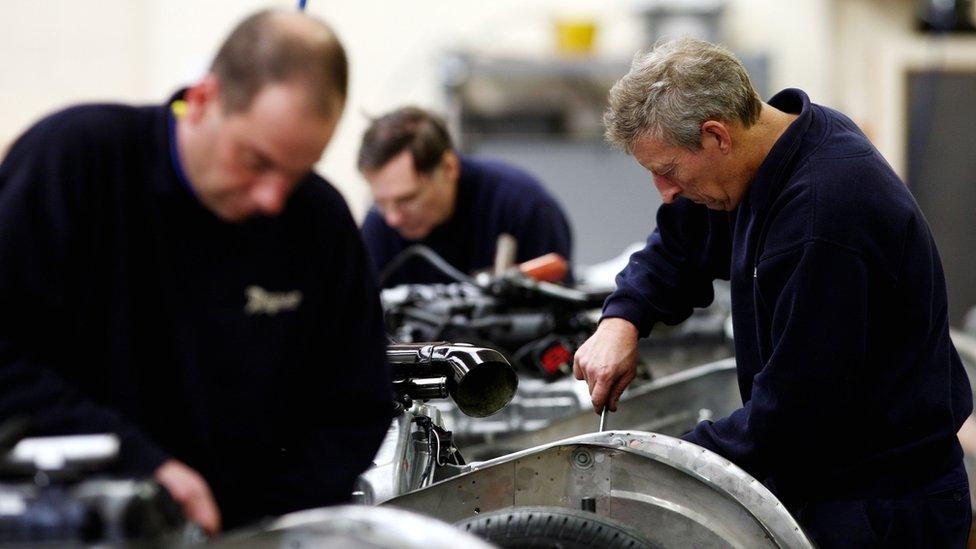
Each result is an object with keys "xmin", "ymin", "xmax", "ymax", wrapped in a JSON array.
[{"xmin": 603, "ymin": 37, "xmax": 761, "ymax": 153}]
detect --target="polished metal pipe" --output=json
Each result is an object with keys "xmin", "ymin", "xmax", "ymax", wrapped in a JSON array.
[{"xmin": 387, "ymin": 343, "xmax": 519, "ymax": 418}]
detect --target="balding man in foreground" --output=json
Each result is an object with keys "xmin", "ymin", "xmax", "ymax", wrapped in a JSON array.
[{"xmin": 0, "ymin": 10, "xmax": 391, "ymax": 533}]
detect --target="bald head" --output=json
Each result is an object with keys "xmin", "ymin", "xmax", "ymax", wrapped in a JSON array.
[{"xmin": 210, "ymin": 9, "xmax": 347, "ymax": 118}]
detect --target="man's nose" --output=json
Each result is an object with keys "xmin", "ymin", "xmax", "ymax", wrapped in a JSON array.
[
  {"xmin": 653, "ymin": 175, "xmax": 681, "ymax": 204},
  {"xmin": 252, "ymin": 173, "xmax": 290, "ymax": 216},
  {"xmin": 384, "ymin": 207, "xmax": 404, "ymax": 228}
]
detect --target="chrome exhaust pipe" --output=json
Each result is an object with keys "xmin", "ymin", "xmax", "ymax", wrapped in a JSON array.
[{"xmin": 387, "ymin": 343, "xmax": 518, "ymax": 418}]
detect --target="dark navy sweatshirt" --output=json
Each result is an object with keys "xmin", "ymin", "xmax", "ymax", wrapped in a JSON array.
[
  {"xmin": 603, "ymin": 89, "xmax": 972, "ymax": 503},
  {"xmin": 361, "ymin": 156, "xmax": 573, "ymax": 287},
  {"xmin": 0, "ymin": 100, "xmax": 393, "ymax": 529}
]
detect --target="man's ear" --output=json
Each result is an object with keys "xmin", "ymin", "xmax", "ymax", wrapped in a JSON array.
[
  {"xmin": 440, "ymin": 150, "xmax": 461, "ymax": 183},
  {"xmin": 183, "ymin": 74, "xmax": 221, "ymax": 123},
  {"xmin": 701, "ymin": 120, "xmax": 732, "ymax": 153}
]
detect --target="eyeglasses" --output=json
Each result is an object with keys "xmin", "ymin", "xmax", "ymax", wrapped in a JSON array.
[{"xmin": 374, "ymin": 168, "xmax": 442, "ymax": 214}]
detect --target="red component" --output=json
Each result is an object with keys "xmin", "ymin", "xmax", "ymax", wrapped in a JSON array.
[
  {"xmin": 519, "ymin": 253, "xmax": 568, "ymax": 282},
  {"xmin": 540, "ymin": 343, "xmax": 573, "ymax": 375}
]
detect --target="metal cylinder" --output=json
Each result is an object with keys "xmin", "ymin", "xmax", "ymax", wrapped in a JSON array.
[{"xmin": 387, "ymin": 343, "xmax": 518, "ymax": 418}]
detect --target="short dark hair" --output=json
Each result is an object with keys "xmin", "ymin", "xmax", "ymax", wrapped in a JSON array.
[
  {"xmin": 357, "ymin": 107, "xmax": 454, "ymax": 175},
  {"xmin": 210, "ymin": 9, "xmax": 347, "ymax": 117}
]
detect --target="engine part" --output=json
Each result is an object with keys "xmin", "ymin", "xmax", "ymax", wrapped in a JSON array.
[{"xmin": 388, "ymin": 342, "xmax": 518, "ymax": 418}]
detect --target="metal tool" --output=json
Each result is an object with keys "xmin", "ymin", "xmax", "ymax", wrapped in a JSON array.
[
  {"xmin": 493, "ymin": 233, "xmax": 517, "ymax": 276},
  {"xmin": 599, "ymin": 407, "xmax": 607, "ymax": 432}
]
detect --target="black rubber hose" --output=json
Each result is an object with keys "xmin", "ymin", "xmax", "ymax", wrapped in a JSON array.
[{"xmin": 379, "ymin": 245, "xmax": 475, "ymax": 287}]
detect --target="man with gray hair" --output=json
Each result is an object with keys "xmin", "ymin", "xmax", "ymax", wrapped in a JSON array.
[
  {"xmin": 0, "ymin": 10, "xmax": 391, "ymax": 534},
  {"xmin": 574, "ymin": 37, "xmax": 971, "ymax": 546}
]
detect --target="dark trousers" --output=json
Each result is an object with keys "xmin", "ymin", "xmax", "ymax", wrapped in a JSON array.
[{"xmin": 793, "ymin": 463, "xmax": 972, "ymax": 548}]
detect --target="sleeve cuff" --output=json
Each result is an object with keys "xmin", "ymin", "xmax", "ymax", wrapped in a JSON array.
[{"xmin": 601, "ymin": 296, "xmax": 656, "ymax": 338}]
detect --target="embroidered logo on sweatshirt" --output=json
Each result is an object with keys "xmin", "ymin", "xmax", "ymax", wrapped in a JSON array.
[{"xmin": 244, "ymin": 285, "xmax": 303, "ymax": 316}]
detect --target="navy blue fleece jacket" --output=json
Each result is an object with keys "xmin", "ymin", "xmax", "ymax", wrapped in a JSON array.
[
  {"xmin": 603, "ymin": 89, "xmax": 971, "ymax": 503},
  {"xmin": 362, "ymin": 156, "xmax": 573, "ymax": 287},
  {"xmin": 0, "ymin": 100, "xmax": 393, "ymax": 528}
]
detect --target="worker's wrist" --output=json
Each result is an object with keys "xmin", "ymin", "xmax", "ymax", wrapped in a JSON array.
[
  {"xmin": 598, "ymin": 317, "xmax": 639, "ymax": 341},
  {"xmin": 601, "ymin": 297, "xmax": 654, "ymax": 337}
]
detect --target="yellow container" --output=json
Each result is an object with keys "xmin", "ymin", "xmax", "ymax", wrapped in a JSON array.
[{"xmin": 554, "ymin": 18, "xmax": 598, "ymax": 56}]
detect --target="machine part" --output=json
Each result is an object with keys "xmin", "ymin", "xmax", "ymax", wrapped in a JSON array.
[
  {"xmin": 393, "ymin": 377, "xmax": 449, "ymax": 401},
  {"xmin": 464, "ymin": 359, "xmax": 738, "ymax": 459},
  {"xmin": 431, "ymin": 375, "xmax": 590, "ymax": 443},
  {"xmin": 538, "ymin": 340, "xmax": 573, "ymax": 375},
  {"xmin": 355, "ymin": 403, "xmax": 442, "ymax": 505},
  {"xmin": 381, "ymin": 274, "xmax": 731, "ymax": 443},
  {"xmin": 388, "ymin": 342, "xmax": 518, "ymax": 418},
  {"xmin": 511, "ymin": 335, "xmax": 575, "ymax": 379},
  {"xmin": 413, "ymin": 415, "xmax": 463, "ymax": 486},
  {"xmin": 70, "ymin": 479, "xmax": 189, "ymax": 543},
  {"xmin": 570, "ymin": 448, "xmax": 594, "ymax": 470},
  {"xmin": 359, "ymin": 343, "xmax": 517, "ymax": 506},
  {"xmin": 0, "ymin": 429, "xmax": 193, "ymax": 545},
  {"xmin": 0, "ymin": 479, "xmax": 190, "ymax": 545},
  {"xmin": 385, "ymin": 430, "xmax": 813, "ymax": 548},
  {"xmin": 493, "ymin": 233, "xmax": 517, "ymax": 276},
  {"xmin": 1, "ymin": 434, "xmax": 120, "ymax": 477},
  {"xmin": 519, "ymin": 253, "xmax": 569, "ymax": 282},
  {"xmin": 215, "ymin": 505, "xmax": 495, "ymax": 549},
  {"xmin": 698, "ymin": 408, "xmax": 714, "ymax": 422},
  {"xmin": 456, "ymin": 505, "xmax": 655, "ymax": 549}
]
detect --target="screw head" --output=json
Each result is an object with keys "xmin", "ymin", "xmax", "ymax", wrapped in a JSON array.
[{"xmin": 571, "ymin": 448, "xmax": 594, "ymax": 469}]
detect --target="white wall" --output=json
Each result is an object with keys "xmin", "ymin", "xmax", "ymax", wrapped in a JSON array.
[
  {"xmin": 0, "ymin": 1, "xmax": 152, "ymax": 147},
  {"xmin": 831, "ymin": 0, "xmax": 976, "ymax": 178},
  {"xmin": 725, "ymin": 0, "xmax": 834, "ymax": 103},
  {"xmin": 3, "ymin": 0, "xmax": 969, "ymax": 219},
  {"xmin": 304, "ymin": 0, "xmax": 649, "ymax": 218}
]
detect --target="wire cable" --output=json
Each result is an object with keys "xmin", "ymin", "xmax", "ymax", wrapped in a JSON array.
[
  {"xmin": 432, "ymin": 428, "xmax": 445, "ymax": 467},
  {"xmin": 419, "ymin": 427, "xmax": 436, "ymax": 485},
  {"xmin": 379, "ymin": 245, "xmax": 475, "ymax": 287}
]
